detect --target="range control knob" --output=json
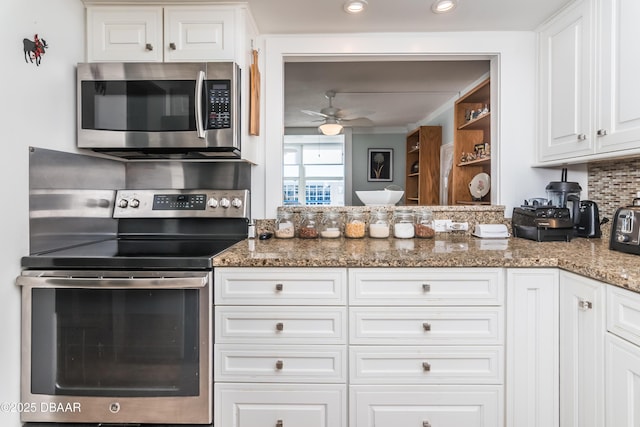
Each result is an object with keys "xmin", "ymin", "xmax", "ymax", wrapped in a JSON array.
[
  {"xmin": 117, "ymin": 199, "xmax": 128, "ymax": 208},
  {"xmin": 617, "ymin": 234, "xmax": 630, "ymax": 243},
  {"xmin": 231, "ymin": 197, "xmax": 243, "ymax": 208},
  {"xmin": 207, "ymin": 198, "xmax": 219, "ymax": 208},
  {"xmin": 219, "ymin": 198, "xmax": 231, "ymax": 208},
  {"xmin": 129, "ymin": 199, "xmax": 140, "ymax": 208}
]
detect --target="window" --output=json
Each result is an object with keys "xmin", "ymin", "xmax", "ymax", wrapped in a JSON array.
[{"xmin": 283, "ymin": 134, "xmax": 345, "ymax": 206}]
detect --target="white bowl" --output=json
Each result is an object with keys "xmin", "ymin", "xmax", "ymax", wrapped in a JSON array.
[{"xmin": 355, "ymin": 190, "xmax": 404, "ymax": 206}]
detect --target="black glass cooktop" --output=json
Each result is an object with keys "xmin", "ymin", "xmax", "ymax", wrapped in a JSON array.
[{"xmin": 21, "ymin": 237, "xmax": 243, "ymax": 270}]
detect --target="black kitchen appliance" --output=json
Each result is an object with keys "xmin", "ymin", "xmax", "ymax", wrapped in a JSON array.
[
  {"xmin": 576, "ymin": 200, "xmax": 602, "ymax": 238},
  {"xmin": 18, "ymin": 188, "xmax": 249, "ymax": 425},
  {"xmin": 610, "ymin": 206, "xmax": 640, "ymax": 255},
  {"xmin": 545, "ymin": 168, "xmax": 582, "ymax": 225},
  {"xmin": 512, "ymin": 202, "xmax": 575, "ymax": 242}
]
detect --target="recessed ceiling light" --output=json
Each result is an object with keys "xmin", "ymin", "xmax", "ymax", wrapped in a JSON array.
[
  {"xmin": 344, "ymin": 0, "xmax": 368, "ymax": 14},
  {"xmin": 431, "ymin": 0, "xmax": 457, "ymax": 13}
]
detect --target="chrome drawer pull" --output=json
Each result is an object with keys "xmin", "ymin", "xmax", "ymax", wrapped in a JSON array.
[
  {"xmin": 276, "ymin": 420, "xmax": 283, "ymax": 427},
  {"xmin": 275, "ymin": 360, "xmax": 284, "ymax": 370},
  {"xmin": 276, "ymin": 322, "xmax": 284, "ymax": 331},
  {"xmin": 422, "ymin": 362, "xmax": 431, "ymax": 372},
  {"xmin": 275, "ymin": 283, "xmax": 283, "ymax": 291},
  {"xmin": 578, "ymin": 299, "xmax": 593, "ymax": 310},
  {"xmin": 145, "ymin": 43, "xmax": 153, "ymax": 51},
  {"xmin": 423, "ymin": 422, "xmax": 431, "ymax": 427},
  {"xmin": 422, "ymin": 283, "xmax": 431, "ymax": 292},
  {"xmin": 422, "ymin": 322, "xmax": 432, "ymax": 331},
  {"xmin": 169, "ymin": 42, "xmax": 176, "ymax": 50}
]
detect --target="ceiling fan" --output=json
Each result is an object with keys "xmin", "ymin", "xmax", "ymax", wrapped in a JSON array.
[{"xmin": 301, "ymin": 90, "xmax": 372, "ymax": 135}]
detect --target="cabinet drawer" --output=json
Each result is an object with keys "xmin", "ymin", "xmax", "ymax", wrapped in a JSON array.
[
  {"xmin": 350, "ymin": 346, "xmax": 503, "ymax": 384},
  {"xmin": 215, "ymin": 267, "xmax": 347, "ymax": 305},
  {"xmin": 607, "ymin": 286, "xmax": 640, "ymax": 347},
  {"xmin": 215, "ymin": 306, "xmax": 347, "ymax": 344},
  {"xmin": 215, "ymin": 344, "xmax": 346, "ymax": 383},
  {"xmin": 350, "ymin": 307, "xmax": 503, "ymax": 345},
  {"xmin": 350, "ymin": 385, "xmax": 502, "ymax": 427},
  {"xmin": 216, "ymin": 383, "xmax": 346, "ymax": 427},
  {"xmin": 349, "ymin": 268, "xmax": 503, "ymax": 305}
]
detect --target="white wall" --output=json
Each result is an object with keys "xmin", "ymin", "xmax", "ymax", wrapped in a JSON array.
[
  {"xmin": 0, "ymin": 1, "xmax": 84, "ymax": 426},
  {"xmin": 259, "ymin": 32, "xmax": 586, "ymax": 218}
]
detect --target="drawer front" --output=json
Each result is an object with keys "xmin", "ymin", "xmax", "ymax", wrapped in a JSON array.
[
  {"xmin": 350, "ymin": 346, "xmax": 503, "ymax": 384},
  {"xmin": 607, "ymin": 286, "xmax": 640, "ymax": 347},
  {"xmin": 215, "ymin": 267, "xmax": 347, "ymax": 305},
  {"xmin": 350, "ymin": 307, "xmax": 504, "ymax": 345},
  {"xmin": 216, "ymin": 383, "xmax": 346, "ymax": 427},
  {"xmin": 215, "ymin": 344, "xmax": 346, "ymax": 383},
  {"xmin": 350, "ymin": 385, "xmax": 502, "ymax": 427},
  {"xmin": 349, "ymin": 268, "xmax": 503, "ymax": 306},
  {"xmin": 215, "ymin": 306, "xmax": 347, "ymax": 344}
]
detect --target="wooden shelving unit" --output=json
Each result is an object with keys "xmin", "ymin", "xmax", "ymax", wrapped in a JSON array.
[
  {"xmin": 449, "ymin": 78, "xmax": 491, "ymax": 205},
  {"xmin": 404, "ymin": 126, "xmax": 441, "ymax": 206}
]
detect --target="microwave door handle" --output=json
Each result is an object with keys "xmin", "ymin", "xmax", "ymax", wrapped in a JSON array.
[{"xmin": 195, "ymin": 70, "xmax": 206, "ymax": 139}]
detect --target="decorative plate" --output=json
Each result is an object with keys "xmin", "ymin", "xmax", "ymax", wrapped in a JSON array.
[{"xmin": 468, "ymin": 172, "xmax": 490, "ymax": 199}]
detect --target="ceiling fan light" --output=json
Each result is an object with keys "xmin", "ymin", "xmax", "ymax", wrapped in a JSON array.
[
  {"xmin": 431, "ymin": 0, "xmax": 457, "ymax": 13},
  {"xmin": 318, "ymin": 123, "xmax": 344, "ymax": 135},
  {"xmin": 344, "ymin": 0, "xmax": 367, "ymax": 14}
]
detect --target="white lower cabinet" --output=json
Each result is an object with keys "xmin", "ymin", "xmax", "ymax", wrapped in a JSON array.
[
  {"xmin": 348, "ymin": 268, "xmax": 504, "ymax": 427},
  {"xmin": 216, "ymin": 383, "xmax": 346, "ymax": 427},
  {"xmin": 505, "ymin": 268, "xmax": 559, "ymax": 427},
  {"xmin": 559, "ymin": 271, "xmax": 605, "ymax": 427},
  {"xmin": 214, "ymin": 268, "xmax": 348, "ymax": 427},
  {"xmin": 606, "ymin": 285, "xmax": 640, "ymax": 427},
  {"xmin": 350, "ymin": 385, "xmax": 502, "ymax": 427}
]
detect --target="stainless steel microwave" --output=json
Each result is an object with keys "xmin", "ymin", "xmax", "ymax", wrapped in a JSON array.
[{"xmin": 77, "ymin": 62, "xmax": 241, "ymax": 159}]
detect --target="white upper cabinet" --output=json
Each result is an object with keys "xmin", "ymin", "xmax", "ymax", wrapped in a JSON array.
[
  {"xmin": 537, "ymin": 0, "xmax": 594, "ymax": 162},
  {"xmin": 537, "ymin": 0, "xmax": 640, "ymax": 163},
  {"xmin": 86, "ymin": 5, "xmax": 244, "ymax": 63},
  {"xmin": 596, "ymin": 0, "xmax": 640, "ymax": 153}
]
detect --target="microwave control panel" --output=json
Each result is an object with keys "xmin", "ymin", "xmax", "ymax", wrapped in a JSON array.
[{"xmin": 206, "ymin": 80, "xmax": 232, "ymax": 129}]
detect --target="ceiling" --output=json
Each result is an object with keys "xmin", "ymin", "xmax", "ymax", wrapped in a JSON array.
[{"xmin": 202, "ymin": 0, "xmax": 575, "ymax": 131}]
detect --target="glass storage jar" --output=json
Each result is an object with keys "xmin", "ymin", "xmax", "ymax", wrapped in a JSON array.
[
  {"xmin": 368, "ymin": 210, "xmax": 390, "ymax": 238},
  {"xmin": 414, "ymin": 208, "xmax": 435, "ymax": 239},
  {"xmin": 298, "ymin": 212, "xmax": 319, "ymax": 239},
  {"xmin": 344, "ymin": 212, "xmax": 366, "ymax": 238},
  {"xmin": 274, "ymin": 211, "xmax": 295, "ymax": 239},
  {"xmin": 320, "ymin": 211, "xmax": 343, "ymax": 238},
  {"xmin": 392, "ymin": 209, "xmax": 415, "ymax": 239}
]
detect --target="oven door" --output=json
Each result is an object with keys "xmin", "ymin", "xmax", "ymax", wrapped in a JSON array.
[{"xmin": 16, "ymin": 270, "xmax": 212, "ymax": 425}]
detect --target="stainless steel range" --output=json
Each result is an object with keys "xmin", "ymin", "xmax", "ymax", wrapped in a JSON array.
[{"xmin": 18, "ymin": 188, "xmax": 249, "ymax": 426}]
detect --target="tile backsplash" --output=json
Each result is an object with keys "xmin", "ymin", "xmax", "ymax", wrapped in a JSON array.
[{"xmin": 588, "ymin": 157, "xmax": 640, "ymax": 218}]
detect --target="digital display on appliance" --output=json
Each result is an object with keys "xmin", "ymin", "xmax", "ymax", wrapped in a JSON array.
[{"xmin": 152, "ymin": 194, "xmax": 206, "ymax": 210}]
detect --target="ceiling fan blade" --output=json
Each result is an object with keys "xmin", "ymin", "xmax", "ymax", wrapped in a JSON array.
[{"xmin": 301, "ymin": 109, "xmax": 329, "ymax": 118}]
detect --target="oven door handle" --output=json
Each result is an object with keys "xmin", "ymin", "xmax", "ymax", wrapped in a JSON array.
[{"xmin": 16, "ymin": 275, "xmax": 209, "ymax": 289}]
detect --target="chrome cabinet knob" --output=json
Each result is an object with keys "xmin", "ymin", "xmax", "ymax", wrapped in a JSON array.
[
  {"xmin": 145, "ymin": 43, "xmax": 153, "ymax": 51},
  {"xmin": 422, "ymin": 322, "xmax": 432, "ymax": 331},
  {"xmin": 577, "ymin": 134, "xmax": 587, "ymax": 140},
  {"xmin": 422, "ymin": 362, "xmax": 431, "ymax": 371},
  {"xmin": 275, "ymin": 283, "xmax": 283, "ymax": 291},
  {"xmin": 275, "ymin": 360, "xmax": 284, "ymax": 370},
  {"xmin": 597, "ymin": 129, "xmax": 608, "ymax": 136},
  {"xmin": 276, "ymin": 322, "xmax": 284, "ymax": 331},
  {"xmin": 578, "ymin": 299, "xmax": 593, "ymax": 310},
  {"xmin": 169, "ymin": 42, "xmax": 176, "ymax": 50}
]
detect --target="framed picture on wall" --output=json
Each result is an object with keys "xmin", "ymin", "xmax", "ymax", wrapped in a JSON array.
[{"xmin": 367, "ymin": 148, "xmax": 393, "ymax": 182}]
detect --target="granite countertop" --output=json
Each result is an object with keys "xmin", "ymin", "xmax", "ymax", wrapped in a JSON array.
[{"xmin": 213, "ymin": 235, "xmax": 640, "ymax": 294}]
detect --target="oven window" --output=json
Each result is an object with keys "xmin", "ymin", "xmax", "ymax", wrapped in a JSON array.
[
  {"xmin": 81, "ymin": 80, "xmax": 196, "ymax": 132},
  {"xmin": 30, "ymin": 288, "xmax": 199, "ymax": 397}
]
